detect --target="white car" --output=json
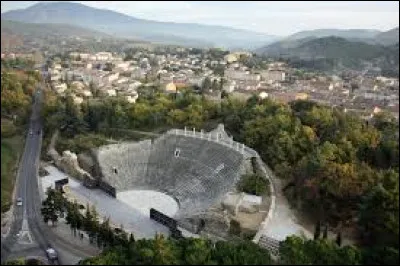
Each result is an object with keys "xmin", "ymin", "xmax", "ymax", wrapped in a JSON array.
[
  {"xmin": 46, "ymin": 247, "xmax": 58, "ymax": 261},
  {"xmin": 16, "ymin": 197, "xmax": 23, "ymax": 206}
]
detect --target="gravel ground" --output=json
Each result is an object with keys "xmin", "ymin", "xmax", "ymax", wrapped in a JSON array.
[
  {"xmin": 42, "ymin": 166, "xmax": 170, "ymax": 239},
  {"xmin": 117, "ymin": 190, "xmax": 179, "ymax": 217}
]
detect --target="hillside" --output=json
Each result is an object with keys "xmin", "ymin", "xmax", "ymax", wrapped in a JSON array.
[
  {"xmin": 374, "ymin": 27, "xmax": 399, "ymax": 46},
  {"xmin": 286, "ymin": 28, "xmax": 380, "ymax": 41},
  {"xmin": 294, "ymin": 37, "xmax": 387, "ymax": 59},
  {"xmin": 259, "ymin": 27, "xmax": 399, "ymax": 52},
  {"xmin": 1, "ymin": 30, "xmax": 24, "ymax": 52},
  {"xmin": 256, "ymin": 36, "xmax": 317, "ymax": 56},
  {"xmin": 1, "ymin": 19, "xmax": 110, "ymax": 39},
  {"xmin": 1, "ymin": 2, "xmax": 278, "ymax": 49},
  {"xmin": 256, "ymin": 36, "xmax": 399, "ymax": 74},
  {"xmin": 257, "ymin": 36, "xmax": 387, "ymax": 58}
]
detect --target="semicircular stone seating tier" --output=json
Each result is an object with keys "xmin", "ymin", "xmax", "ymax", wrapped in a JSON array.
[{"xmin": 97, "ymin": 128, "xmax": 247, "ymax": 218}]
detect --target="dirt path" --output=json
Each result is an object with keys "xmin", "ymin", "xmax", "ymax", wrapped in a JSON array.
[
  {"xmin": 257, "ymin": 161, "xmax": 357, "ymax": 245},
  {"xmin": 262, "ymin": 174, "xmax": 313, "ymax": 240}
]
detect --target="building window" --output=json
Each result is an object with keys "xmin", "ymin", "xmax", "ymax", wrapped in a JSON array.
[{"xmin": 174, "ymin": 148, "xmax": 180, "ymax": 158}]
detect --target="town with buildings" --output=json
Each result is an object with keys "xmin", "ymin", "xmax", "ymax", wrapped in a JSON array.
[
  {"xmin": 5, "ymin": 47, "xmax": 396, "ymax": 120},
  {"xmin": 2, "ymin": 46, "xmax": 399, "ymax": 121}
]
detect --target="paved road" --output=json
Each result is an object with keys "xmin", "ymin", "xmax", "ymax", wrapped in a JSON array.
[
  {"xmin": 1, "ymin": 79, "xmax": 98, "ymax": 264},
  {"xmin": 1, "ymin": 87, "xmax": 49, "ymax": 263}
]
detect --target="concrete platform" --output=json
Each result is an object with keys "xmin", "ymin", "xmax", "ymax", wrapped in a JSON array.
[{"xmin": 41, "ymin": 165, "xmax": 170, "ymax": 239}]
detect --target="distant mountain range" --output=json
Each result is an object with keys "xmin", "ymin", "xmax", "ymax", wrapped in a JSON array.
[
  {"xmin": 0, "ymin": 2, "xmax": 278, "ymax": 49},
  {"xmin": 1, "ymin": 0, "xmax": 398, "ymax": 71}
]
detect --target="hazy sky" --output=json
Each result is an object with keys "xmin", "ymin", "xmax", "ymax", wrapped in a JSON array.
[{"xmin": 1, "ymin": 1, "xmax": 399, "ymax": 36}]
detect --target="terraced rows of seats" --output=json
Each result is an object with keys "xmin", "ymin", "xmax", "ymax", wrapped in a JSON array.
[{"xmin": 97, "ymin": 133, "xmax": 245, "ymax": 217}]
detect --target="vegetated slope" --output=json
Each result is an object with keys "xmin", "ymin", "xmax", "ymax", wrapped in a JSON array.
[
  {"xmin": 292, "ymin": 37, "xmax": 386, "ymax": 59},
  {"xmin": 255, "ymin": 36, "xmax": 317, "ymax": 56},
  {"xmin": 258, "ymin": 36, "xmax": 384, "ymax": 58},
  {"xmin": 285, "ymin": 28, "xmax": 381, "ymax": 41},
  {"xmin": 1, "ymin": 2, "xmax": 278, "ymax": 49},
  {"xmin": 1, "ymin": 30, "xmax": 24, "ymax": 52},
  {"xmin": 1, "ymin": 19, "xmax": 110, "ymax": 39},
  {"xmin": 373, "ymin": 27, "xmax": 399, "ymax": 46},
  {"xmin": 256, "ymin": 36, "xmax": 399, "ymax": 73},
  {"xmin": 256, "ymin": 26, "xmax": 399, "ymax": 53},
  {"xmin": 1, "ymin": 134, "xmax": 24, "ymax": 213},
  {"xmin": 281, "ymin": 27, "xmax": 399, "ymax": 46}
]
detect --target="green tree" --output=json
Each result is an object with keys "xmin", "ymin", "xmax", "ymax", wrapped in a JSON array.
[
  {"xmin": 359, "ymin": 169, "xmax": 399, "ymax": 248},
  {"xmin": 229, "ymin": 220, "xmax": 241, "ymax": 236},
  {"xmin": 211, "ymin": 79, "xmax": 219, "ymax": 91},
  {"xmin": 66, "ymin": 200, "xmax": 82, "ymax": 237},
  {"xmin": 201, "ymin": 77, "xmax": 212, "ymax": 93},
  {"xmin": 279, "ymin": 236, "xmax": 310, "ymax": 265},
  {"xmin": 279, "ymin": 236, "xmax": 362, "ymax": 265},
  {"xmin": 323, "ymin": 224, "xmax": 328, "ymax": 239},
  {"xmin": 314, "ymin": 220, "xmax": 321, "ymax": 240},
  {"xmin": 181, "ymin": 238, "xmax": 213, "ymax": 265},
  {"xmin": 61, "ymin": 95, "xmax": 89, "ymax": 138},
  {"xmin": 236, "ymin": 173, "xmax": 269, "ymax": 196},
  {"xmin": 40, "ymin": 187, "xmax": 66, "ymax": 226},
  {"xmin": 336, "ymin": 231, "xmax": 342, "ymax": 247},
  {"xmin": 152, "ymin": 234, "xmax": 179, "ymax": 265},
  {"xmin": 129, "ymin": 233, "xmax": 135, "ymax": 244},
  {"xmin": 362, "ymin": 246, "xmax": 399, "ymax": 265},
  {"xmin": 83, "ymin": 203, "xmax": 94, "ymax": 232}
]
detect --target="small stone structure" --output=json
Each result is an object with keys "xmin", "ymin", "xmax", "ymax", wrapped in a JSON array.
[
  {"xmin": 56, "ymin": 150, "xmax": 91, "ymax": 180},
  {"xmin": 47, "ymin": 130, "xmax": 94, "ymax": 182},
  {"xmin": 222, "ymin": 192, "xmax": 262, "ymax": 215},
  {"xmin": 239, "ymin": 194, "xmax": 262, "ymax": 213}
]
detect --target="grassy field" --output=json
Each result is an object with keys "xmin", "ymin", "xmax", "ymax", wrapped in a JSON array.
[
  {"xmin": 1, "ymin": 118, "xmax": 17, "ymax": 138},
  {"xmin": 1, "ymin": 135, "xmax": 24, "ymax": 213}
]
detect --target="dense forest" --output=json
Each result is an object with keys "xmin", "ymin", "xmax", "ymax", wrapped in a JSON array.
[
  {"xmin": 39, "ymin": 82, "xmax": 399, "ymax": 264},
  {"xmin": 1, "ymin": 58, "xmax": 40, "ymax": 121}
]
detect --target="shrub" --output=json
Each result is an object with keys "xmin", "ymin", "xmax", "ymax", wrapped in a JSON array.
[
  {"xmin": 229, "ymin": 219, "xmax": 241, "ymax": 236},
  {"xmin": 237, "ymin": 173, "xmax": 269, "ymax": 196}
]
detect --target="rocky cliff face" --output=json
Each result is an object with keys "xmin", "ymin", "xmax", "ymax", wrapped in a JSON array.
[
  {"xmin": 47, "ymin": 130, "xmax": 94, "ymax": 181},
  {"xmin": 57, "ymin": 150, "xmax": 92, "ymax": 180}
]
